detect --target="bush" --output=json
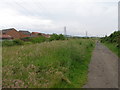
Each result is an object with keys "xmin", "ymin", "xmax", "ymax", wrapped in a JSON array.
[
  {"xmin": 49, "ymin": 34, "xmax": 59, "ymax": 41},
  {"xmin": 101, "ymin": 31, "xmax": 120, "ymax": 43},
  {"xmin": 2, "ymin": 39, "xmax": 24, "ymax": 46},
  {"xmin": 31, "ymin": 36, "xmax": 46, "ymax": 43},
  {"xmin": 2, "ymin": 40, "xmax": 14, "ymax": 46},
  {"xmin": 21, "ymin": 37, "xmax": 32, "ymax": 41},
  {"xmin": 49, "ymin": 34, "xmax": 65, "ymax": 41},
  {"xmin": 59, "ymin": 34, "xmax": 65, "ymax": 40},
  {"xmin": 13, "ymin": 39, "xmax": 24, "ymax": 45}
]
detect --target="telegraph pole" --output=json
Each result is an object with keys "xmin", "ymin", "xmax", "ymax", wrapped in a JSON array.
[
  {"xmin": 64, "ymin": 26, "xmax": 67, "ymax": 37},
  {"xmin": 86, "ymin": 31, "xmax": 88, "ymax": 38},
  {"xmin": 118, "ymin": 1, "xmax": 120, "ymax": 31}
]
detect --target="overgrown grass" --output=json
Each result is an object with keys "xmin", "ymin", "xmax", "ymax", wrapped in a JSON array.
[
  {"xmin": 103, "ymin": 42, "xmax": 119, "ymax": 57},
  {"xmin": 2, "ymin": 39, "xmax": 95, "ymax": 88}
]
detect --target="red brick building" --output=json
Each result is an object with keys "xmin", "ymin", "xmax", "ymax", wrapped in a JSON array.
[
  {"xmin": 1, "ymin": 28, "xmax": 51, "ymax": 40},
  {"xmin": 19, "ymin": 30, "xmax": 31, "ymax": 38},
  {"xmin": 41, "ymin": 33, "xmax": 51, "ymax": 38},
  {"xmin": 31, "ymin": 32, "xmax": 40, "ymax": 37},
  {"xmin": 2, "ymin": 28, "xmax": 22, "ymax": 39},
  {"xmin": 0, "ymin": 34, "xmax": 13, "ymax": 40},
  {"xmin": 31, "ymin": 32, "xmax": 51, "ymax": 38}
]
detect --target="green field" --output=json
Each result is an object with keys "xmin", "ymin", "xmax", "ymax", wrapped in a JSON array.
[{"xmin": 2, "ymin": 39, "xmax": 95, "ymax": 88}]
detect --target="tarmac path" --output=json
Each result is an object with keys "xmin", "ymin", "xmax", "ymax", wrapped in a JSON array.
[{"xmin": 83, "ymin": 42, "xmax": 118, "ymax": 88}]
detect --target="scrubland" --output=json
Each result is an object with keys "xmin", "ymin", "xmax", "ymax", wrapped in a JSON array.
[{"xmin": 2, "ymin": 38, "xmax": 95, "ymax": 88}]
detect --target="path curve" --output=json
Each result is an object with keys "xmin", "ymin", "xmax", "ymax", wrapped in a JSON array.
[{"xmin": 83, "ymin": 42, "xmax": 118, "ymax": 88}]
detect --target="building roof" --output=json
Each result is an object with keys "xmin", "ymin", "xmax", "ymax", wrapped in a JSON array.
[
  {"xmin": 32, "ymin": 32, "xmax": 39, "ymax": 34},
  {"xmin": 19, "ymin": 30, "xmax": 31, "ymax": 35},
  {"xmin": 41, "ymin": 33, "xmax": 51, "ymax": 38},
  {"xmin": 2, "ymin": 28, "xmax": 16, "ymax": 34}
]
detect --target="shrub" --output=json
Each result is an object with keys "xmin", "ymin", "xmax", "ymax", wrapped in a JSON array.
[
  {"xmin": 13, "ymin": 39, "xmax": 24, "ymax": 45},
  {"xmin": 101, "ymin": 31, "xmax": 120, "ymax": 43},
  {"xmin": 49, "ymin": 34, "xmax": 59, "ymax": 41},
  {"xmin": 2, "ymin": 39, "xmax": 24, "ymax": 46},
  {"xmin": 21, "ymin": 37, "xmax": 32, "ymax": 41},
  {"xmin": 59, "ymin": 34, "xmax": 65, "ymax": 40},
  {"xmin": 49, "ymin": 34, "xmax": 65, "ymax": 41},
  {"xmin": 31, "ymin": 36, "xmax": 46, "ymax": 43},
  {"xmin": 2, "ymin": 40, "xmax": 14, "ymax": 46}
]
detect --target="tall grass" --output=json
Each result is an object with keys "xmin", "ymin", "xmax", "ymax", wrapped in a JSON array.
[
  {"xmin": 2, "ymin": 39, "xmax": 95, "ymax": 88},
  {"xmin": 103, "ymin": 42, "xmax": 119, "ymax": 57}
]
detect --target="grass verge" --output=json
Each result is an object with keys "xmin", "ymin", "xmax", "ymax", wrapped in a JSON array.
[
  {"xmin": 103, "ymin": 42, "xmax": 119, "ymax": 57},
  {"xmin": 2, "ymin": 39, "xmax": 95, "ymax": 88}
]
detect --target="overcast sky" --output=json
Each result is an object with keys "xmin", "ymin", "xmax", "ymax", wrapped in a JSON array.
[{"xmin": 0, "ymin": 0, "xmax": 119, "ymax": 37}]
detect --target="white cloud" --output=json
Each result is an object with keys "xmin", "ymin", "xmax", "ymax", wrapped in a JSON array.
[
  {"xmin": 0, "ymin": 0, "xmax": 118, "ymax": 36},
  {"xmin": 0, "ymin": 8, "xmax": 54, "ymax": 31}
]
